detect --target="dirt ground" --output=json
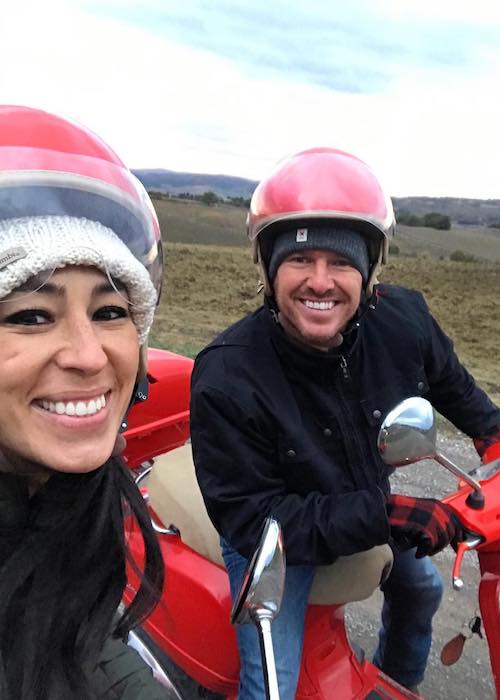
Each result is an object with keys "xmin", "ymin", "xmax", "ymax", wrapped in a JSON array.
[{"xmin": 347, "ymin": 431, "xmax": 495, "ymax": 700}]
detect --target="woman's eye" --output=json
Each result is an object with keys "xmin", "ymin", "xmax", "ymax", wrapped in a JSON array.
[
  {"xmin": 3, "ymin": 309, "xmax": 52, "ymax": 326},
  {"xmin": 94, "ymin": 305, "xmax": 130, "ymax": 322}
]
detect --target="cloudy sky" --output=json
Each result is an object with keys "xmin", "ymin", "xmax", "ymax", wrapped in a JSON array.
[{"xmin": 1, "ymin": 0, "xmax": 500, "ymax": 197}]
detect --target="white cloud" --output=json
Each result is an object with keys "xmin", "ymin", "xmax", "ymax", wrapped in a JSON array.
[
  {"xmin": 1, "ymin": 0, "xmax": 499, "ymax": 198},
  {"xmin": 378, "ymin": 0, "xmax": 500, "ymax": 24}
]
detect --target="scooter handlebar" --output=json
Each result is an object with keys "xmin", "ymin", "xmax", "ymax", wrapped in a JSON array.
[
  {"xmin": 452, "ymin": 533, "xmax": 484, "ymax": 590},
  {"xmin": 442, "ymin": 470, "xmax": 500, "ymax": 589}
]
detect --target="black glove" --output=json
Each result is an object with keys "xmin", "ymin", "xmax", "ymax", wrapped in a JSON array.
[{"xmin": 387, "ymin": 494, "xmax": 462, "ymax": 558}]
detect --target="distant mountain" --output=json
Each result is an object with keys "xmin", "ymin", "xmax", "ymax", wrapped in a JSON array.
[
  {"xmin": 133, "ymin": 169, "xmax": 258, "ymax": 199},
  {"xmin": 133, "ymin": 169, "xmax": 500, "ymax": 227}
]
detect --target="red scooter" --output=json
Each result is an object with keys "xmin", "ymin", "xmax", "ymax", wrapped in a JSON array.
[{"xmin": 123, "ymin": 349, "xmax": 500, "ymax": 699}]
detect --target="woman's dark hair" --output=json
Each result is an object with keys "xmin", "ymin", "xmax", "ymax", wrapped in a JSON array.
[{"xmin": 0, "ymin": 457, "xmax": 164, "ymax": 699}]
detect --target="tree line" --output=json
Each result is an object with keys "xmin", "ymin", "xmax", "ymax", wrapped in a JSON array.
[
  {"xmin": 148, "ymin": 190, "xmax": 251, "ymax": 208},
  {"xmin": 396, "ymin": 211, "xmax": 451, "ymax": 230}
]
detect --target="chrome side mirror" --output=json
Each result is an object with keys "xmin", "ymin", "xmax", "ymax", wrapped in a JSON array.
[
  {"xmin": 377, "ymin": 396, "xmax": 437, "ymax": 466},
  {"xmin": 378, "ymin": 397, "xmax": 484, "ymax": 509},
  {"xmin": 231, "ymin": 517, "xmax": 285, "ymax": 625},
  {"xmin": 231, "ymin": 517, "xmax": 285, "ymax": 699}
]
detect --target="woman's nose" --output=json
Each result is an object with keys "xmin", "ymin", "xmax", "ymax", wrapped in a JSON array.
[{"xmin": 55, "ymin": 319, "xmax": 108, "ymax": 373}]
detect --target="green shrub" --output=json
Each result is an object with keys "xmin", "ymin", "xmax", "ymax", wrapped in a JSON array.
[
  {"xmin": 423, "ymin": 212, "xmax": 451, "ymax": 230},
  {"xmin": 450, "ymin": 249, "xmax": 476, "ymax": 263}
]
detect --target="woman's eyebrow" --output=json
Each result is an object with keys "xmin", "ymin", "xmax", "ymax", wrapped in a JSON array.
[
  {"xmin": 13, "ymin": 277, "xmax": 127, "ymax": 297},
  {"xmin": 15, "ymin": 278, "xmax": 65, "ymax": 296},
  {"xmin": 93, "ymin": 279, "xmax": 127, "ymax": 296}
]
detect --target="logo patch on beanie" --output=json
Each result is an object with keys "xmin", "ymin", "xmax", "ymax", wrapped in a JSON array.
[
  {"xmin": 296, "ymin": 228, "xmax": 308, "ymax": 242},
  {"xmin": 0, "ymin": 247, "xmax": 27, "ymax": 270}
]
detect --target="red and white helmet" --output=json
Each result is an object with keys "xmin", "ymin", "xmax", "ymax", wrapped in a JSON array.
[
  {"xmin": 0, "ymin": 105, "xmax": 163, "ymax": 344},
  {"xmin": 247, "ymin": 147, "xmax": 395, "ymax": 294},
  {"xmin": 0, "ymin": 105, "xmax": 162, "ymax": 295}
]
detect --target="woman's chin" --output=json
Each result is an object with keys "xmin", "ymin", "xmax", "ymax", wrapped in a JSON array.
[{"xmin": 44, "ymin": 443, "xmax": 116, "ymax": 474}]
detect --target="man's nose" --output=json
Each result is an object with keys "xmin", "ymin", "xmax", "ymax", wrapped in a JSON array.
[
  {"xmin": 55, "ymin": 318, "xmax": 108, "ymax": 374},
  {"xmin": 307, "ymin": 260, "xmax": 334, "ymax": 294}
]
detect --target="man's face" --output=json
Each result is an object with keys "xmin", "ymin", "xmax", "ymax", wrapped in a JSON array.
[{"xmin": 273, "ymin": 249, "xmax": 363, "ymax": 350}]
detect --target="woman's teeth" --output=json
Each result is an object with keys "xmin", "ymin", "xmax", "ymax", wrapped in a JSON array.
[
  {"xmin": 39, "ymin": 394, "xmax": 107, "ymax": 417},
  {"xmin": 303, "ymin": 300, "xmax": 336, "ymax": 310}
]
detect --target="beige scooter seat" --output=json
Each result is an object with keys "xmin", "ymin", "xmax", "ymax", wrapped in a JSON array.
[{"xmin": 148, "ymin": 444, "xmax": 393, "ymax": 605}]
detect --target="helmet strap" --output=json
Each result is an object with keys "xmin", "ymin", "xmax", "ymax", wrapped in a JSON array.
[
  {"xmin": 366, "ymin": 241, "xmax": 386, "ymax": 296},
  {"xmin": 118, "ymin": 346, "xmax": 149, "ymax": 433}
]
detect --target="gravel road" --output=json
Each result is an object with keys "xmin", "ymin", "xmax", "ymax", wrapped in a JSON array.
[{"xmin": 347, "ymin": 430, "xmax": 495, "ymax": 700}]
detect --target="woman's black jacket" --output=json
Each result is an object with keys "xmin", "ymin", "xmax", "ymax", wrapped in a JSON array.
[
  {"xmin": 0, "ymin": 473, "xmax": 168, "ymax": 699},
  {"xmin": 190, "ymin": 284, "xmax": 500, "ymax": 566}
]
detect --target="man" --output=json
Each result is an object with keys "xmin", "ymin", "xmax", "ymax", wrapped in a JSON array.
[{"xmin": 190, "ymin": 147, "xmax": 500, "ymax": 698}]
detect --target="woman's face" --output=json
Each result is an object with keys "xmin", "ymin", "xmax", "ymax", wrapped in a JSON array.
[{"xmin": 0, "ymin": 266, "xmax": 139, "ymax": 473}]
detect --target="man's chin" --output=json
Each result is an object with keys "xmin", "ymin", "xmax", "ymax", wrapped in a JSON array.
[{"xmin": 296, "ymin": 329, "xmax": 343, "ymax": 351}]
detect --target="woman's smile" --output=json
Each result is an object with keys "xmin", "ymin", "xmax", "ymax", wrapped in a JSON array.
[{"xmin": 32, "ymin": 390, "xmax": 111, "ymax": 427}]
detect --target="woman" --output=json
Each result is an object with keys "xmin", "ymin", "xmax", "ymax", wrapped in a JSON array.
[{"xmin": 0, "ymin": 106, "xmax": 167, "ymax": 698}]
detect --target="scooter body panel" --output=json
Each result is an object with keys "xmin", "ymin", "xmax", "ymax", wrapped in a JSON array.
[
  {"xmin": 124, "ymin": 524, "xmax": 240, "ymax": 695},
  {"xmin": 478, "ymin": 550, "xmax": 500, "ymax": 697},
  {"xmin": 296, "ymin": 606, "xmax": 418, "ymax": 700},
  {"xmin": 125, "ymin": 349, "xmax": 193, "ymax": 468}
]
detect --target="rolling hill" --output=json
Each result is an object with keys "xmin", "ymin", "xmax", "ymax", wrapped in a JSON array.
[
  {"xmin": 134, "ymin": 168, "xmax": 500, "ymax": 226},
  {"xmin": 152, "ymin": 196, "xmax": 500, "ymax": 261}
]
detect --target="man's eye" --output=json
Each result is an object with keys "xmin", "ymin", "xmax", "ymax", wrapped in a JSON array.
[
  {"xmin": 3, "ymin": 309, "xmax": 52, "ymax": 326},
  {"xmin": 94, "ymin": 305, "xmax": 130, "ymax": 322}
]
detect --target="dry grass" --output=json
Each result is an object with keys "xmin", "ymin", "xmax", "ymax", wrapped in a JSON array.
[
  {"xmin": 151, "ymin": 243, "xmax": 500, "ymax": 405},
  {"xmin": 153, "ymin": 198, "xmax": 246, "ymax": 246},
  {"xmin": 395, "ymin": 224, "xmax": 500, "ymax": 261}
]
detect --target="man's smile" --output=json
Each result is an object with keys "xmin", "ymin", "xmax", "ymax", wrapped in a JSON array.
[{"xmin": 301, "ymin": 299, "xmax": 339, "ymax": 311}]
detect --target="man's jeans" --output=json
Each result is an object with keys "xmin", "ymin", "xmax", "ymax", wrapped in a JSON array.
[
  {"xmin": 372, "ymin": 548, "xmax": 443, "ymax": 687},
  {"xmin": 221, "ymin": 540, "xmax": 443, "ymax": 699}
]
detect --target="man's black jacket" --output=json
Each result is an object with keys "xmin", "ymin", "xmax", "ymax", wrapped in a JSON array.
[{"xmin": 190, "ymin": 284, "xmax": 500, "ymax": 566}]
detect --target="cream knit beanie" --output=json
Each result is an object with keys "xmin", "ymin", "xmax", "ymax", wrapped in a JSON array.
[{"xmin": 0, "ymin": 215, "xmax": 157, "ymax": 344}]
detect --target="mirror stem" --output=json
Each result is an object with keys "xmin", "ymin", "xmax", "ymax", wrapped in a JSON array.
[
  {"xmin": 257, "ymin": 615, "xmax": 281, "ymax": 700},
  {"xmin": 434, "ymin": 452, "xmax": 484, "ymax": 501}
]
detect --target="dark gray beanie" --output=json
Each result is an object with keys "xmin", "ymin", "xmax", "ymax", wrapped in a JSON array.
[{"xmin": 268, "ymin": 226, "xmax": 370, "ymax": 282}]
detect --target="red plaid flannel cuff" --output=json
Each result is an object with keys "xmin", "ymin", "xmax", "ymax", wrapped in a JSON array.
[
  {"xmin": 387, "ymin": 494, "xmax": 447, "ymax": 531},
  {"xmin": 473, "ymin": 424, "xmax": 500, "ymax": 462}
]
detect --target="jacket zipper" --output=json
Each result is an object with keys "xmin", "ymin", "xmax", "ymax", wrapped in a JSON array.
[{"xmin": 340, "ymin": 355, "xmax": 350, "ymax": 381}]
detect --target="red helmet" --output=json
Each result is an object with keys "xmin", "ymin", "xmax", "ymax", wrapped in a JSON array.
[
  {"xmin": 247, "ymin": 147, "xmax": 395, "ymax": 293},
  {"xmin": 0, "ymin": 105, "xmax": 163, "ymax": 297}
]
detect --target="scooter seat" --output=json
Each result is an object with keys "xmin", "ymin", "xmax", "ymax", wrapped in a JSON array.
[{"xmin": 148, "ymin": 444, "xmax": 393, "ymax": 605}]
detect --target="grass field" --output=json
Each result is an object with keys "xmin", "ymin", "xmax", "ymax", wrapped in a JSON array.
[
  {"xmin": 152, "ymin": 196, "xmax": 500, "ymax": 261},
  {"xmin": 154, "ymin": 197, "xmax": 246, "ymax": 246},
  {"xmin": 393, "ymin": 223, "xmax": 500, "ymax": 261},
  {"xmin": 152, "ymin": 241, "xmax": 500, "ymax": 405}
]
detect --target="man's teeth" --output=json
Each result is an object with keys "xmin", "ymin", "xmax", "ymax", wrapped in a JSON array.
[
  {"xmin": 303, "ymin": 300, "xmax": 336, "ymax": 310},
  {"xmin": 40, "ymin": 394, "xmax": 107, "ymax": 417}
]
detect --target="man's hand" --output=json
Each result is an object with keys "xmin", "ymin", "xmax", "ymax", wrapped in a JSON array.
[{"xmin": 386, "ymin": 494, "xmax": 462, "ymax": 558}]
